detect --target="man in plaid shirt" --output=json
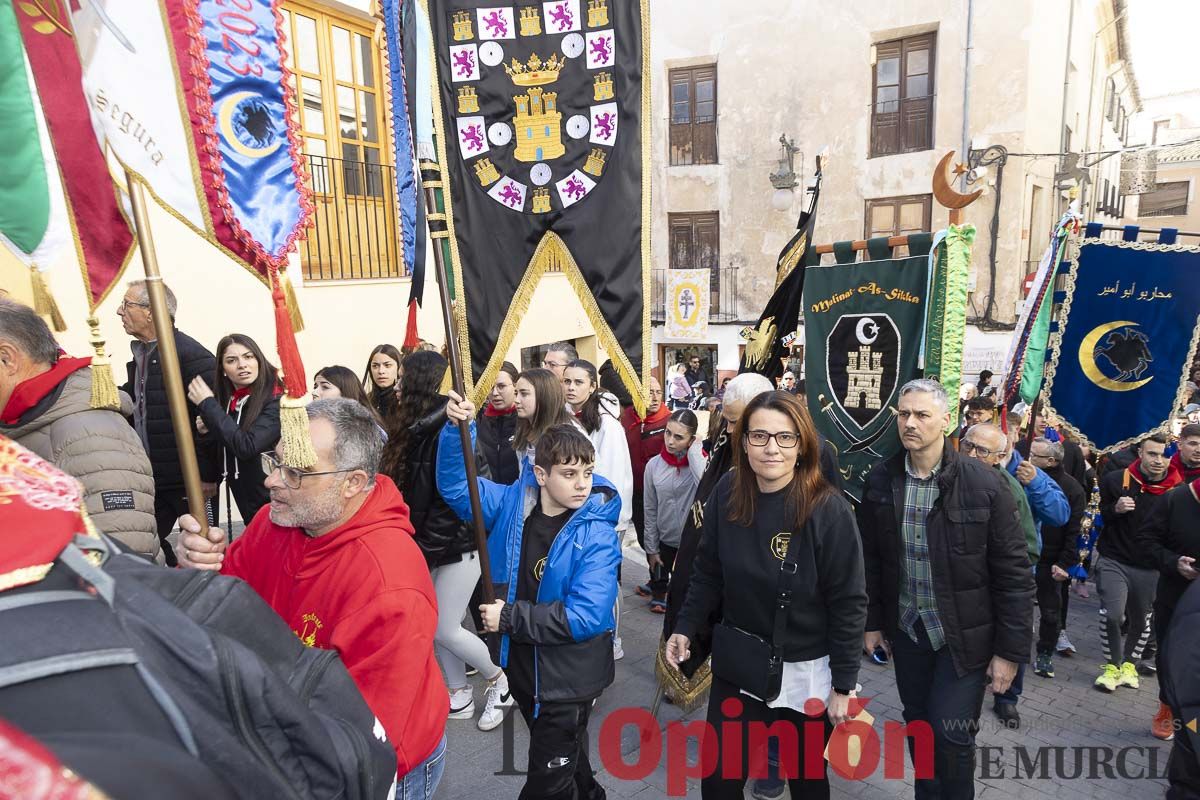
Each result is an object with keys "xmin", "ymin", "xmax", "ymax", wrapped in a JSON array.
[{"xmin": 857, "ymin": 379, "xmax": 1033, "ymax": 800}]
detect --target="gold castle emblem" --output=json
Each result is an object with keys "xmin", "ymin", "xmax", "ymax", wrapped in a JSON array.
[
  {"xmin": 519, "ymin": 6, "xmax": 541, "ymax": 36},
  {"xmin": 457, "ymin": 86, "xmax": 479, "ymax": 114},
  {"xmin": 504, "ymin": 52, "xmax": 565, "ymax": 87},
  {"xmin": 844, "ymin": 346, "xmax": 884, "ymax": 411},
  {"xmin": 584, "ymin": 147, "xmax": 606, "ymax": 176},
  {"xmin": 531, "ymin": 187, "xmax": 551, "ymax": 213},
  {"xmin": 593, "ymin": 72, "xmax": 614, "ymax": 101},
  {"xmin": 513, "ymin": 86, "xmax": 564, "ymax": 162},
  {"xmin": 452, "ymin": 10, "xmax": 473, "ymax": 41},
  {"xmin": 587, "ymin": 0, "xmax": 609, "ymax": 27},
  {"xmin": 474, "ymin": 158, "xmax": 500, "ymax": 186}
]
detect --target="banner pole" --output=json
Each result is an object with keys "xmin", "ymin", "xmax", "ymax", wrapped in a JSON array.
[
  {"xmin": 125, "ymin": 170, "xmax": 209, "ymax": 536},
  {"xmin": 419, "ymin": 158, "xmax": 494, "ymax": 603}
]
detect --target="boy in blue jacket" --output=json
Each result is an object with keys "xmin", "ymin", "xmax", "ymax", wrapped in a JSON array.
[{"xmin": 439, "ymin": 391, "xmax": 620, "ymax": 800}]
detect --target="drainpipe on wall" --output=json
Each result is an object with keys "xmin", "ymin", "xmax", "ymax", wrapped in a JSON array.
[
  {"xmin": 1058, "ymin": 0, "xmax": 1077, "ymax": 180},
  {"xmin": 960, "ymin": 0, "xmax": 975, "ymax": 193}
]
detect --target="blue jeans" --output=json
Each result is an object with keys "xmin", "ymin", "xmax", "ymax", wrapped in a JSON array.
[
  {"xmin": 995, "ymin": 661, "xmax": 1024, "ymax": 707},
  {"xmin": 395, "ymin": 735, "xmax": 447, "ymax": 800}
]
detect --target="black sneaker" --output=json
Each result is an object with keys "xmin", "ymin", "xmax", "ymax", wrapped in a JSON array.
[
  {"xmin": 994, "ymin": 703, "xmax": 1020, "ymax": 729},
  {"xmin": 1034, "ymin": 651, "xmax": 1054, "ymax": 678},
  {"xmin": 1137, "ymin": 659, "xmax": 1158, "ymax": 677}
]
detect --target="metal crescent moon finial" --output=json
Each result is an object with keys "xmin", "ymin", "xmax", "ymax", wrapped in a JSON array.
[{"xmin": 932, "ymin": 150, "xmax": 983, "ymax": 210}]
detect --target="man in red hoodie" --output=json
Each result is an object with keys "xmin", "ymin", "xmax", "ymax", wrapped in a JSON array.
[{"xmin": 178, "ymin": 398, "xmax": 448, "ymax": 798}]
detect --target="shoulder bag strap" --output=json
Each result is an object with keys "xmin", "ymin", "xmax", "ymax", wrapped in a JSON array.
[{"xmin": 770, "ymin": 528, "xmax": 803, "ymax": 669}]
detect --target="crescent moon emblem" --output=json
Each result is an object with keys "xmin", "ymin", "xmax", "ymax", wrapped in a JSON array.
[
  {"xmin": 856, "ymin": 317, "xmax": 879, "ymax": 345},
  {"xmin": 1077, "ymin": 320, "xmax": 1154, "ymax": 392},
  {"xmin": 932, "ymin": 150, "xmax": 983, "ymax": 210},
  {"xmin": 218, "ymin": 91, "xmax": 282, "ymax": 160}
]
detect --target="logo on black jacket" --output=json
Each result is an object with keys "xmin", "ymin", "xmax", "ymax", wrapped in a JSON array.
[{"xmin": 770, "ymin": 532, "xmax": 792, "ymax": 561}]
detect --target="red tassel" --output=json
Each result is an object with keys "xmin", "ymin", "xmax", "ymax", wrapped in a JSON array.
[
  {"xmin": 403, "ymin": 298, "xmax": 420, "ymax": 350},
  {"xmin": 270, "ymin": 266, "xmax": 307, "ymax": 398},
  {"xmin": 1000, "ymin": 403, "xmax": 1008, "ymax": 435}
]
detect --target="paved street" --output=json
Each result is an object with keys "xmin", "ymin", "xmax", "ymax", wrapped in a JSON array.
[{"xmin": 438, "ymin": 545, "xmax": 1172, "ymax": 799}]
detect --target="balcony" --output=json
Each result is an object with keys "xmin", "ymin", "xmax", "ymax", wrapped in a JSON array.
[
  {"xmin": 300, "ymin": 154, "xmax": 403, "ymax": 281},
  {"xmin": 650, "ymin": 266, "xmax": 740, "ymax": 324}
]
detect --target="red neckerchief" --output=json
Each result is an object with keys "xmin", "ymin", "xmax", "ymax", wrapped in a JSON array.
[
  {"xmin": 484, "ymin": 403, "xmax": 517, "ymax": 418},
  {"xmin": 0, "ymin": 357, "xmax": 91, "ymax": 424},
  {"xmin": 227, "ymin": 386, "xmax": 253, "ymax": 414},
  {"xmin": 1170, "ymin": 452, "xmax": 1200, "ymax": 483},
  {"xmin": 636, "ymin": 405, "xmax": 671, "ymax": 433},
  {"xmin": 661, "ymin": 445, "xmax": 688, "ymax": 471},
  {"xmin": 1128, "ymin": 458, "xmax": 1184, "ymax": 495}
]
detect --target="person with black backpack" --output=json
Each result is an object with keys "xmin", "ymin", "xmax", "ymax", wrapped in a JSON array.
[
  {"xmin": 0, "ymin": 433, "xmax": 396, "ymax": 799},
  {"xmin": 178, "ymin": 398, "xmax": 448, "ymax": 797}
]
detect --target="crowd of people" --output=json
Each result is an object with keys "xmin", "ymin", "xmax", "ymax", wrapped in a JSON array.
[{"xmin": 3, "ymin": 286, "xmax": 1200, "ymax": 800}]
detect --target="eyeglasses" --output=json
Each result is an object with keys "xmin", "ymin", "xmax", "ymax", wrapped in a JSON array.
[
  {"xmin": 260, "ymin": 452, "xmax": 356, "ymax": 490},
  {"xmin": 118, "ymin": 299, "xmax": 150, "ymax": 311},
  {"xmin": 960, "ymin": 440, "xmax": 998, "ymax": 458},
  {"xmin": 541, "ymin": 359, "xmax": 567, "ymax": 369},
  {"xmin": 745, "ymin": 430, "xmax": 799, "ymax": 448}
]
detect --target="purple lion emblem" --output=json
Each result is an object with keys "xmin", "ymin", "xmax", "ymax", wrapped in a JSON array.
[
  {"xmin": 589, "ymin": 35, "xmax": 611, "ymax": 63},
  {"xmin": 482, "ymin": 10, "xmax": 508, "ymax": 37},
  {"xmin": 498, "ymin": 183, "xmax": 523, "ymax": 207},
  {"xmin": 548, "ymin": 2, "xmax": 573, "ymax": 31},
  {"xmin": 460, "ymin": 124, "xmax": 484, "ymax": 152},
  {"xmin": 594, "ymin": 112, "xmax": 615, "ymax": 140},
  {"xmin": 563, "ymin": 176, "xmax": 586, "ymax": 200},
  {"xmin": 453, "ymin": 49, "xmax": 476, "ymax": 78}
]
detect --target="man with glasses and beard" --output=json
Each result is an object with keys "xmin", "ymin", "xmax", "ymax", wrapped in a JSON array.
[{"xmin": 175, "ymin": 398, "xmax": 449, "ymax": 798}]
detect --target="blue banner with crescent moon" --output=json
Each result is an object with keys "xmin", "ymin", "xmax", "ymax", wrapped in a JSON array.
[
  {"xmin": 195, "ymin": 0, "xmax": 307, "ymax": 265},
  {"xmin": 1045, "ymin": 234, "xmax": 1200, "ymax": 453}
]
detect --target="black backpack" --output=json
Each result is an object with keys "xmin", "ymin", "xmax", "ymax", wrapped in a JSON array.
[{"xmin": 0, "ymin": 533, "xmax": 397, "ymax": 799}]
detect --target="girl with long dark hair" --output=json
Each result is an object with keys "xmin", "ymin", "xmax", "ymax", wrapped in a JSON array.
[
  {"xmin": 511, "ymin": 368, "xmax": 576, "ymax": 469},
  {"xmin": 186, "ymin": 333, "xmax": 281, "ymax": 524},
  {"xmin": 477, "ymin": 361, "xmax": 521, "ymax": 485},
  {"xmin": 562, "ymin": 359, "xmax": 633, "ymax": 533},
  {"xmin": 667, "ymin": 391, "xmax": 867, "ymax": 799},
  {"xmin": 362, "ymin": 343, "xmax": 402, "ymax": 420},
  {"xmin": 379, "ymin": 351, "xmax": 512, "ymax": 733}
]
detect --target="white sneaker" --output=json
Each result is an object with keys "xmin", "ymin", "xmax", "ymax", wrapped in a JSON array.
[
  {"xmin": 613, "ymin": 637, "xmax": 624, "ymax": 661},
  {"xmin": 448, "ymin": 686, "xmax": 475, "ymax": 719},
  {"xmin": 1056, "ymin": 631, "xmax": 1076, "ymax": 655},
  {"xmin": 477, "ymin": 673, "xmax": 514, "ymax": 732}
]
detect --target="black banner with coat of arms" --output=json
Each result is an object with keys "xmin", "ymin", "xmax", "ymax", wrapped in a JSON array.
[
  {"xmin": 426, "ymin": 0, "xmax": 649, "ymax": 410},
  {"xmin": 802, "ymin": 239, "xmax": 932, "ymax": 500}
]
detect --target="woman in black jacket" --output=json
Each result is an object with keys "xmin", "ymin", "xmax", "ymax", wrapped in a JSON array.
[
  {"xmin": 378, "ymin": 351, "xmax": 511, "ymax": 732},
  {"xmin": 667, "ymin": 391, "xmax": 867, "ymax": 799},
  {"xmin": 476, "ymin": 361, "xmax": 520, "ymax": 485},
  {"xmin": 361, "ymin": 343, "xmax": 402, "ymax": 423},
  {"xmin": 187, "ymin": 334, "xmax": 281, "ymax": 526}
]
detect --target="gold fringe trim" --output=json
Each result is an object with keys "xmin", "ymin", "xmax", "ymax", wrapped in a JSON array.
[
  {"xmin": 0, "ymin": 563, "xmax": 52, "ymax": 593},
  {"xmin": 278, "ymin": 393, "xmax": 317, "ymax": 469},
  {"xmin": 30, "ymin": 267, "xmax": 67, "ymax": 332},
  {"xmin": 86, "ymin": 315, "xmax": 120, "ymax": 411},
  {"xmin": 282, "ymin": 272, "xmax": 305, "ymax": 333},
  {"xmin": 654, "ymin": 640, "xmax": 711, "ymax": 713}
]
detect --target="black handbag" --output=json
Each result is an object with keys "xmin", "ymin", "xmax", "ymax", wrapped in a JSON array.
[{"xmin": 710, "ymin": 529, "xmax": 801, "ymax": 702}]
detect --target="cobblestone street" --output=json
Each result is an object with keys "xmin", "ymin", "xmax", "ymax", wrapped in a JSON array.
[{"xmin": 438, "ymin": 546, "xmax": 1172, "ymax": 799}]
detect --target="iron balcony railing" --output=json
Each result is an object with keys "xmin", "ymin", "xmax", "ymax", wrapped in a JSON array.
[
  {"xmin": 301, "ymin": 154, "xmax": 403, "ymax": 281},
  {"xmin": 650, "ymin": 266, "xmax": 739, "ymax": 324}
]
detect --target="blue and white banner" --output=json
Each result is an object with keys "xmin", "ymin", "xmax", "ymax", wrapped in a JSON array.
[{"xmin": 1045, "ymin": 228, "xmax": 1200, "ymax": 452}]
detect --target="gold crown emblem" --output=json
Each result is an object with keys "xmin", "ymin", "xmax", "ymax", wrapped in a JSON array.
[{"xmin": 505, "ymin": 52, "xmax": 565, "ymax": 87}]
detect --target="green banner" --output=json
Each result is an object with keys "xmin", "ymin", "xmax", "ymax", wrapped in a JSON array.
[
  {"xmin": 0, "ymin": 0, "xmax": 49, "ymax": 256},
  {"xmin": 803, "ymin": 245, "xmax": 931, "ymax": 500}
]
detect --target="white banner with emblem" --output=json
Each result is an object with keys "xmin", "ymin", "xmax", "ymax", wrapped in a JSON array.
[{"xmin": 665, "ymin": 269, "xmax": 710, "ymax": 340}]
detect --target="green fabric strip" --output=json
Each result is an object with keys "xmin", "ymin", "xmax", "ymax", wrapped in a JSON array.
[
  {"xmin": 1019, "ymin": 282, "xmax": 1055, "ymax": 405},
  {"xmin": 866, "ymin": 236, "xmax": 893, "ymax": 261},
  {"xmin": 938, "ymin": 224, "xmax": 975, "ymax": 429},
  {"xmin": 832, "ymin": 241, "xmax": 856, "ymax": 264},
  {"xmin": 0, "ymin": 2, "xmax": 49, "ymax": 255},
  {"xmin": 924, "ymin": 242, "xmax": 948, "ymax": 383}
]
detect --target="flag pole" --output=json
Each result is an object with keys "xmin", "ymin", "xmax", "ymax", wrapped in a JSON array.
[
  {"xmin": 419, "ymin": 157, "xmax": 494, "ymax": 603},
  {"xmin": 125, "ymin": 170, "xmax": 209, "ymax": 535}
]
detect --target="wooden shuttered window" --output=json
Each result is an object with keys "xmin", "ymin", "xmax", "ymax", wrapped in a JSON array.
[
  {"xmin": 870, "ymin": 34, "xmax": 935, "ymax": 157},
  {"xmin": 669, "ymin": 66, "xmax": 717, "ymax": 166}
]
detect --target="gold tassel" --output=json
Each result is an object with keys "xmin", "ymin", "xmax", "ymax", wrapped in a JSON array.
[
  {"xmin": 30, "ymin": 268, "xmax": 67, "ymax": 332},
  {"xmin": 282, "ymin": 272, "xmax": 305, "ymax": 333},
  {"xmin": 86, "ymin": 315, "xmax": 120, "ymax": 411},
  {"xmin": 278, "ymin": 393, "xmax": 318, "ymax": 469}
]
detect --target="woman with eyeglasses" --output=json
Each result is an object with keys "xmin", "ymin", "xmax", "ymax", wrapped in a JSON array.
[
  {"xmin": 187, "ymin": 333, "xmax": 282, "ymax": 526},
  {"xmin": 666, "ymin": 391, "xmax": 867, "ymax": 799}
]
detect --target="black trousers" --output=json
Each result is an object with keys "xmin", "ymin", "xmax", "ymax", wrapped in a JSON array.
[
  {"xmin": 153, "ymin": 484, "xmax": 220, "ymax": 567},
  {"xmin": 1035, "ymin": 563, "xmax": 1064, "ymax": 655},
  {"xmin": 1155, "ymin": 601, "xmax": 1174, "ymax": 705},
  {"xmin": 511, "ymin": 689, "xmax": 605, "ymax": 800},
  {"xmin": 631, "ymin": 489, "xmax": 646, "ymax": 552},
  {"xmin": 701, "ymin": 676, "xmax": 831, "ymax": 799},
  {"xmin": 649, "ymin": 543, "xmax": 678, "ymax": 599},
  {"xmin": 891, "ymin": 621, "xmax": 988, "ymax": 800}
]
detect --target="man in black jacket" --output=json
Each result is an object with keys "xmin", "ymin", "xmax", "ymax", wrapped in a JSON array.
[
  {"xmin": 1026, "ymin": 437, "xmax": 1085, "ymax": 680},
  {"xmin": 858, "ymin": 379, "xmax": 1033, "ymax": 800},
  {"xmin": 1140, "ymin": 477, "xmax": 1200, "ymax": 743},
  {"xmin": 1160, "ymin": 563, "xmax": 1200, "ymax": 795},
  {"xmin": 117, "ymin": 280, "xmax": 217, "ymax": 563}
]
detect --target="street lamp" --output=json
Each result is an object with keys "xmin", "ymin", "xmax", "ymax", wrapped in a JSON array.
[{"xmin": 770, "ymin": 134, "xmax": 801, "ymax": 211}]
